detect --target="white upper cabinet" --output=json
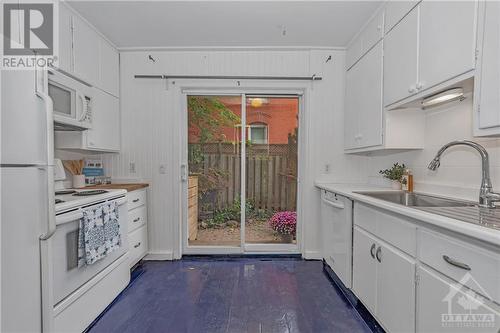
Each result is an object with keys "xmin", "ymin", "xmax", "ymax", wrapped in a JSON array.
[
  {"xmin": 384, "ymin": 0, "xmax": 419, "ymax": 33},
  {"xmin": 72, "ymin": 15, "xmax": 100, "ymax": 86},
  {"xmin": 474, "ymin": 1, "xmax": 500, "ymax": 136},
  {"xmin": 58, "ymin": 4, "xmax": 73, "ymax": 73},
  {"xmin": 57, "ymin": 3, "xmax": 119, "ymax": 95},
  {"xmin": 99, "ymin": 39, "xmax": 120, "ymax": 97},
  {"xmin": 418, "ymin": 1, "xmax": 477, "ymax": 92},
  {"xmin": 86, "ymin": 89, "xmax": 120, "ymax": 151},
  {"xmin": 383, "ymin": 0, "xmax": 477, "ymax": 107},
  {"xmin": 344, "ymin": 41, "xmax": 383, "ymax": 150},
  {"xmin": 346, "ymin": 9, "xmax": 384, "ymax": 70},
  {"xmin": 383, "ymin": 7, "xmax": 419, "ymax": 106}
]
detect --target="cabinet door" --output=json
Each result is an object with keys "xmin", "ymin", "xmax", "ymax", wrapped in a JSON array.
[
  {"xmin": 344, "ymin": 64, "xmax": 361, "ymax": 149},
  {"xmin": 417, "ymin": 266, "xmax": 500, "ymax": 333},
  {"xmin": 86, "ymin": 89, "xmax": 120, "ymax": 151},
  {"xmin": 384, "ymin": 0, "xmax": 419, "ymax": 33},
  {"xmin": 418, "ymin": 1, "xmax": 477, "ymax": 91},
  {"xmin": 353, "ymin": 226, "xmax": 378, "ymax": 314},
  {"xmin": 476, "ymin": 1, "xmax": 500, "ymax": 133},
  {"xmin": 357, "ymin": 41, "xmax": 383, "ymax": 148},
  {"xmin": 58, "ymin": 3, "xmax": 73, "ymax": 73},
  {"xmin": 383, "ymin": 7, "xmax": 419, "ymax": 106},
  {"xmin": 377, "ymin": 243, "xmax": 416, "ymax": 333},
  {"xmin": 99, "ymin": 39, "xmax": 119, "ymax": 97},
  {"xmin": 72, "ymin": 15, "xmax": 99, "ymax": 85}
]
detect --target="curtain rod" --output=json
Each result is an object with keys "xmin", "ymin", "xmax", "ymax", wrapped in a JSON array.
[{"xmin": 134, "ymin": 74, "xmax": 322, "ymax": 81}]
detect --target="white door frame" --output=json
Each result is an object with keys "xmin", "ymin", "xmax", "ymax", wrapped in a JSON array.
[{"xmin": 174, "ymin": 79, "xmax": 311, "ymax": 256}]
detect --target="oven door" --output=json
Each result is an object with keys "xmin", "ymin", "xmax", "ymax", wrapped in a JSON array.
[{"xmin": 52, "ymin": 198, "xmax": 128, "ymax": 305}]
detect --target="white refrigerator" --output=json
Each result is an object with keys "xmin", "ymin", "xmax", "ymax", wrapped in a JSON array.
[{"xmin": 1, "ymin": 68, "xmax": 55, "ymax": 332}]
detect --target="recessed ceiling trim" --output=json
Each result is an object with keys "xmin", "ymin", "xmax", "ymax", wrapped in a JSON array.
[{"xmin": 118, "ymin": 45, "xmax": 346, "ymax": 52}]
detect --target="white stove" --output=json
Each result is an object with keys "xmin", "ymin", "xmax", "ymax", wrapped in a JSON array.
[{"xmin": 55, "ymin": 188, "xmax": 127, "ymax": 213}]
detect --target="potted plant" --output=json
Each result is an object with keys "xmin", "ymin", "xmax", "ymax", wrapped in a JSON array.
[
  {"xmin": 379, "ymin": 163, "xmax": 406, "ymax": 190},
  {"xmin": 268, "ymin": 211, "xmax": 296, "ymax": 243}
]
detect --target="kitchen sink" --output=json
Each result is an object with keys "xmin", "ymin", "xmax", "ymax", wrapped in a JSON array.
[{"xmin": 354, "ymin": 191, "xmax": 476, "ymax": 208}]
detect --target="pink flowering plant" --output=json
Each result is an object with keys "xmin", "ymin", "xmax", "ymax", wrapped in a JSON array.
[{"xmin": 268, "ymin": 211, "xmax": 297, "ymax": 236}]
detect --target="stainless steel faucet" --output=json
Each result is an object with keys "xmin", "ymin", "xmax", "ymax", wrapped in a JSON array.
[{"xmin": 428, "ymin": 140, "xmax": 500, "ymax": 208}]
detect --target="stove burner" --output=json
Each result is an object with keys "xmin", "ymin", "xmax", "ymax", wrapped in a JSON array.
[
  {"xmin": 55, "ymin": 190, "xmax": 77, "ymax": 195},
  {"xmin": 55, "ymin": 199, "xmax": 64, "ymax": 204},
  {"xmin": 72, "ymin": 190, "xmax": 108, "ymax": 196}
]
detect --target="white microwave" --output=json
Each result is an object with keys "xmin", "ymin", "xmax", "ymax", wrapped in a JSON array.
[{"xmin": 48, "ymin": 70, "xmax": 93, "ymax": 130}]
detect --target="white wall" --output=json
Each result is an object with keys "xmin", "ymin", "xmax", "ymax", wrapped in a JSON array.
[
  {"xmin": 101, "ymin": 49, "xmax": 368, "ymax": 259},
  {"xmin": 367, "ymin": 94, "xmax": 500, "ymax": 201}
]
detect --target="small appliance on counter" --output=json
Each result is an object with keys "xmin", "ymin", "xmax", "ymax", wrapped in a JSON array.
[{"xmin": 83, "ymin": 159, "xmax": 111, "ymax": 185}]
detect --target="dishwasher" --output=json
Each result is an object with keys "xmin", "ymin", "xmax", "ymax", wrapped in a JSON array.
[{"xmin": 320, "ymin": 189, "xmax": 353, "ymax": 289}]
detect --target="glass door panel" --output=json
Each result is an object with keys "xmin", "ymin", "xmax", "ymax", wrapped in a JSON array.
[
  {"xmin": 187, "ymin": 95, "xmax": 242, "ymax": 247},
  {"xmin": 244, "ymin": 96, "xmax": 299, "ymax": 245}
]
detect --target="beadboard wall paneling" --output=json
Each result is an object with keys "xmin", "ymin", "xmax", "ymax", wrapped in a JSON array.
[{"xmin": 107, "ymin": 49, "xmax": 368, "ymax": 259}]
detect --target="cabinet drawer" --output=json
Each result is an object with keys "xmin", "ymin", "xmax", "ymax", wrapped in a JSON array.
[
  {"xmin": 354, "ymin": 203, "xmax": 417, "ymax": 256},
  {"xmin": 127, "ymin": 189, "xmax": 146, "ymax": 210},
  {"xmin": 128, "ymin": 225, "xmax": 148, "ymax": 267},
  {"xmin": 419, "ymin": 229, "xmax": 500, "ymax": 304},
  {"xmin": 128, "ymin": 205, "xmax": 147, "ymax": 233}
]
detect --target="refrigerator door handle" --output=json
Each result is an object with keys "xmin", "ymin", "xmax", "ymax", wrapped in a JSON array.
[{"xmin": 36, "ymin": 70, "xmax": 57, "ymax": 240}]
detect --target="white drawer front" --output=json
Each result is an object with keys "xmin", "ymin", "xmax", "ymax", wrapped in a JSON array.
[
  {"xmin": 127, "ymin": 189, "xmax": 146, "ymax": 210},
  {"xmin": 354, "ymin": 203, "xmax": 417, "ymax": 256},
  {"xmin": 419, "ymin": 229, "xmax": 500, "ymax": 304},
  {"xmin": 129, "ymin": 226, "xmax": 148, "ymax": 267},
  {"xmin": 128, "ymin": 205, "xmax": 147, "ymax": 233}
]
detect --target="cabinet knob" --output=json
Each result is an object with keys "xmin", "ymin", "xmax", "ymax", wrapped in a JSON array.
[
  {"xmin": 370, "ymin": 243, "xmax": 376, "ymax": 259},
  {"xmin": 133, "ymin": 217, "xmax": 141, "ymax": 223},
  {"xmin": 416, "ymin": 82, "xmax": 424, "ymax": 90},
  {"xmin": 408, "ymin": 86, "xmax": 416, "ymax": 93},
  {"xmin": 134, "ymin": 242, "xmax": 141, "ymax": 248}
]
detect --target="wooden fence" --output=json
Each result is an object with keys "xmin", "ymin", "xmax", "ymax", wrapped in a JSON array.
[{"xmin": 189, "ymin": 140, "xmax": 297, "ymax": 212}]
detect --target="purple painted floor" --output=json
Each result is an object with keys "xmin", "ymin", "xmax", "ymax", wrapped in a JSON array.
[{"xmin": 88, "ymin": 258, "xmax": 373, "ymax": 333}]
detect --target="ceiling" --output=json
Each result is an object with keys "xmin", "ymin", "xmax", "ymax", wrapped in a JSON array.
[{"xmin": 68, "ymin": 1, "xmax": 382, "ymax": 49}]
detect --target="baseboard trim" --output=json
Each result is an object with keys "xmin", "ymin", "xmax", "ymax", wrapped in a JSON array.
[
  {"xmin": 144, "ymin": 251, "xmax": 174, "ymax": 261},
  {"xmin": 303, "ymin": 250, "xmax": 322, "ymax": 260}
]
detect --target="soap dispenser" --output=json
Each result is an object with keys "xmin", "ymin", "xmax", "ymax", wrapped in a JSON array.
[{"xmin": 402, "ymin": 168, "xmax": 414, "ymax": 192}]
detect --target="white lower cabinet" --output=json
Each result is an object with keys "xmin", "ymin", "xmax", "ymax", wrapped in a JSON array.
[
  {"xmin": 351, "ymin": 201, "xmax": 500, "ymax": 333},
  {"xmin": 353, "ymin": 226, "xmax": 416, "ymax": 333},
  {"xmin": 417, "ymin": 265, "xmax": 500, "ymax": 333},
  {"xmin": 377, "ymin": 241, "xmax": 415, "ymax": 333},
  {"xmin": 353, "ymin": 227, "xmax": 378, "ymax": 314},
  {"xmin": 126, "ymin": 188, "xmax": 148, "ymax": 267}
]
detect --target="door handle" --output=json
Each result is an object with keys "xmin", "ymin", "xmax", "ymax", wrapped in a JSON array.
[
  {"xmin": 442, "ymin": 255, "xmax": 471, "ymax": 271},
  {"xmin": 370, "ymin": 243, "xmax": 376, "ymax": 259},
  {"xmin": 376, "ymin": 246, "xmax": 382, "ymax": 263},
  {"xmin": 181, "ymin": 164, "xmax": 188, "ymax": 182},
  {"xmin": 77, "ymin": 93, "xmax": 87, "ymax": 121}
]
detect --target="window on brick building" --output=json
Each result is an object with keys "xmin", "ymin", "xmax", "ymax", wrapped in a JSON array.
[{"xmin": 248, "ymin": 123, "xmax": 268, "ymax": 144}]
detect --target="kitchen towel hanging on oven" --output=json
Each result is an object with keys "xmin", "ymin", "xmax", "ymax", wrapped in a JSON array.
[{"xmin": 78, "ymin": 201, "xmax": 121, "ymax": 266}]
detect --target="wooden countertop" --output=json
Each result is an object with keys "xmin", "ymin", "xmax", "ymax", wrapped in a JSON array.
[{"xmin": 85, "ymin": 183, "xmax": 149, "ymax": 192}]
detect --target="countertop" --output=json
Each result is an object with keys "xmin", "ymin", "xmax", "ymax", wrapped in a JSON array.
[
  {"xmin": 85, "ymin": 183, "xmax": 149, "ymax": 192},
  {"xmin": 315, "ymin": 181, "xmax": 500, "ymax": 247}
]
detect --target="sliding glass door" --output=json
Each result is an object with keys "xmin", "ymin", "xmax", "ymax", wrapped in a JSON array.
[{"xmin": 185, "ymin": 93, "xmax": 299, "ymax": 252}]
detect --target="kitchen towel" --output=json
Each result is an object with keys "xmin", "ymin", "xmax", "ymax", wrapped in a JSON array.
[{"xmin": 78, "ymin": 201, "xmax": 121, "ymax": 267}]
